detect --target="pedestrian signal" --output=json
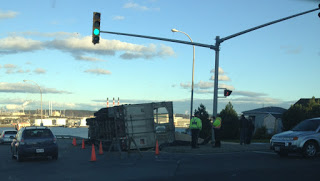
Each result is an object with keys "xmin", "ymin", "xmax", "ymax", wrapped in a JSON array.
[
  {"xmin": 224, "ymin": 89, "xmax": 232, "ymax": 97},
  {"xmin": 92, "ymin": 12, "xmax": 101, "ymax": 45}
]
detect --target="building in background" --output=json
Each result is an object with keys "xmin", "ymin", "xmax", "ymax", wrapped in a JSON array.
[{"xmin": 242, "ymin": 107, "xmax": 287, "ymax": 134}]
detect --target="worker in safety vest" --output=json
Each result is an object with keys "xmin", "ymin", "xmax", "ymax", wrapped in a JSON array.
[
  {"xmin": 212, "ymin": 115, "xmax": 222, "ymax": 148},
  {"xmin": 189, "ymin": 112, "xmax": 202, "ymax": 148}
]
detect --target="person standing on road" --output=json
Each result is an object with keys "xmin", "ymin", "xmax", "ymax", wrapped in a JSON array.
[
  {"xmin": 212, "ymin": 115, "xmax": 222, "ymax": 148},
  {"xmin": 189, "ymin": 112, "xmax": 202, "ymax": 148},
  {"xmin": 239, "ymin": 115, "xmax": 248, "ymax": 145}
]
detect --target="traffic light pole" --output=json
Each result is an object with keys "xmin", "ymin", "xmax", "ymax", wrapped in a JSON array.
[
  {"xmin": 211, "ymin": 6, "xmax": 319, "ymax": 118},
  {"xmin": 99, "ymin": 6, "xmax": 319, "ymax": 144}
]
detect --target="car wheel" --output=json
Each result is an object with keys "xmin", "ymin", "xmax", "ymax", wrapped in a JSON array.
[
  {"xmin": 303, "ymin": 141, "xmax": 317, "ymax": 158},
  {"xmin": 16, "ymin": 151, "xmax": 24, "ymax": 162}
]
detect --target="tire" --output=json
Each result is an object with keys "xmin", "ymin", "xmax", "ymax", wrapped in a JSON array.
[{"xmin": 303, "ymin": 141, "xmax": 317, "ymax": 158}]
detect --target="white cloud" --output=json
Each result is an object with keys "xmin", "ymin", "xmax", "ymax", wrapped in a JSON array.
[
  {"xmin": 280, "ymin": 45, "xmax": 302, "ymax": 55},
  {"xmin": 33, "ymin": 68, "xmax": 46, "ymax": 74},
  {"xmin": 232, "ymin": 90, "xmax": 268, "ymax": 97},
  {"xmin": 196, "ymin": 81, "xmax": 213, "ymax": 89},
  {"xmin": 0, "ymin": 36, "xmax": 43, "ymax": 54},
  {"xmin": 210, "ymin": 67, "xmax": 224, "ymax": 74},
  {"xmin": 180, "ymin": 81, "xmax": 234, "ymax": 92},
  {"xmin": 74, "ymin": 55, "xmax": 106, "ymax": 62},
  {"xmin": 112, "ymin": 16, "xmax": 125, "ymax": 21},
  {"xmin": 4, "ymin": 64, "xmax": 17, "ymax": 69},
  {"xmin": 0, "ymin": 82, "xmax": 71, "ymax": 94},
  {"xmin": 210, "ymin": 75, "xmax": 230, "ymax": 81},
  {"xmin": 17, "ymin": 69, "xmax": 30, "ymax": 74},
  {"xmin": 84, "ymin": 68, "xmax": 111, "ymax": 75},
  {"xmin": 210, "ymin": 67, "xmax": 231, "ymax": 81},
  {"xmin": 218, "ymin": 84, "xmax": 235, "ymax": 91},
  {"xmin": 180, "ymin": 82, "xmax": 191, "ymax": 89},
  {"xmin": 123, "ymin": 2, "xmax": 155, "ymax": 11},
  {"xmin": 0, "ymin": 34, "xmax": 175, "ymax": 61},
  {"xmin": 47, "ymin": 36, "xmax": 175, "ymax": 60},
  {"xmin": 0, "ymin": 10, "xmax": 18, "ymax": 19}
]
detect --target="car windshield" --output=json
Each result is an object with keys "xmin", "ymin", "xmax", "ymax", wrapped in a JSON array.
[
  {"xmin": 291, "ymin": 119, "xmax": 320, "ymax": 131},
  {"xmin": 5, "ymin": 131, "xmax": 17, "ymax": 134},
  {"xmin": 23, "ymin": 129, "xmax": 53, "ymax": 139}
]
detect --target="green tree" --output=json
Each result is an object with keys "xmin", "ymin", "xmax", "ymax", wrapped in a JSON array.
[
  {"xmin": 282, "ymin": 104, "xmax": 306, "ymax": 131},
  {"xmin": 282, "ymin": 97, "xmax": 320, "ymax": 131},
  {"xmin": 219, "ymin": 102, "xmax": 239, "ymax": 139},
  {"xmin": 194, "ymin": 104, "xmax": 211, "ymax": 140},
  {"xmin": 306, "ymin": 97, "xmax": 320, "ymax": 118}
]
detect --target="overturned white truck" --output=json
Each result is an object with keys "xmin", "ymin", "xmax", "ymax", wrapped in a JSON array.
[{"xmin": 86, "ymin": 101, "xmax": 175, "ymax": 151}]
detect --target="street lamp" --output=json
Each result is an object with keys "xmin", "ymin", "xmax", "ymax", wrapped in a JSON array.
[
  {"xmin": 171, "ymin": 28, "xmax": 195, "ymax": 120},
  {"xmin": 23, "ymin": 80, "xmax": 43, "ymax": 126}
]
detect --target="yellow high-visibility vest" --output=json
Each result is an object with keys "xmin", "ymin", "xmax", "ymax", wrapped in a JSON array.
[
  {"xmin": 213, "ymin": 117, "xmax": 221, "ymax": 129},
  {"xmin": 189, "ymin": 117, "xmax": 202, "ymax": 130}
]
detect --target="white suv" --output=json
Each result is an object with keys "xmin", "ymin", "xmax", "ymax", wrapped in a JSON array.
[{"xmin": 270, "ymin": 118, "xmax": 320, "ymax": 158}]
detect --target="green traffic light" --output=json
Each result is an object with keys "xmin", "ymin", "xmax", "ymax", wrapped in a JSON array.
[{"xmin": 93, "ymin": 29, "xmax": 100, "ymax": 35}]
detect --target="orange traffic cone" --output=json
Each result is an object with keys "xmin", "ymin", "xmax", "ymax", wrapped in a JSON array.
[
  {"xmin": 90, "ymin": 144, "xmax": 97, "ymax": 162},
  {"xmin": 99, "ymin": 141, "xmax": 103, "ymax": 155},
  {"xmin": 155, "ymin": 140, "xmax": 159, "ymax": 155},
  {"xmin": 72, "ymin": 137, "xmax": 77, "ymax": 146},
  {"xmin": 81, "ymin": 139, "xmax": 85, "ymax": 149}
]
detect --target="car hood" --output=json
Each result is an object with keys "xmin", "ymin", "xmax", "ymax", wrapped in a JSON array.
[{"xmin": 273, "ymin": 130, "xmax": 315, "ymax": 138}]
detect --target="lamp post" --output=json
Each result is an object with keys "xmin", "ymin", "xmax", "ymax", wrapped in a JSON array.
[
  {"xmin": 171, "ymin": 28, "xmax": 195, "ymax": 120},
  {"xmin": 23, "ymin": 80, "xmax": 43, "ymax": 126}
]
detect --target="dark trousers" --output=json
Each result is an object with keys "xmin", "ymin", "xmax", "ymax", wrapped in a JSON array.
[
  {"xmin": 240, "ymin": 128, "xmax": 248, "ymax": 144},
  {"xmin": 246, "ymin": 130, "xmax": 253, "ymax": 144},
  {"xmin": 191, "ymin": 129, "xmax": 200, "ymax": 148},
  {"xmin": 214, "ymin": 128, "xmax": 221, "ymax": 147}
]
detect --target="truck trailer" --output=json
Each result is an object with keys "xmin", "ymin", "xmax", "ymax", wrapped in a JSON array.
[{"xmin": 86, "ymin": 101, "xmax": 175, "ymax": 151}]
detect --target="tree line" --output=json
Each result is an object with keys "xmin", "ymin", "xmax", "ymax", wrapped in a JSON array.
[
  {"xmin": 282, "ymin": 97, "xmax": 320, "ymax": 131},
  {"xmin": 194, "ymin": 97, "xmax": 320, "ymax": 141}
]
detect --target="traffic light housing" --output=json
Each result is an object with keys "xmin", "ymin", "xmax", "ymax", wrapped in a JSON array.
[
  {"xmin": 92, "ymin": 12, "xmax": 101, "ymax": 45},
  {"xmin": 224, "ymin": 89, "xmax": 232, "ymax": 97}
]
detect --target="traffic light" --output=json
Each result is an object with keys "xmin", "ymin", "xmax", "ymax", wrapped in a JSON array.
[
  {"xmin": 224, "ymin": 89, "xmax": 232, "ymax": 97},
  {"xmin": 92, "ymin": 12, "xmax": 101, "ymax": 45}
]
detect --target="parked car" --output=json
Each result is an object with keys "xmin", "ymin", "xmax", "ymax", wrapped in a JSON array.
[
  {"xmin": 270, "ymin": 117, "xmax": 320, "ymax": 158},
  {"xmin": 0, "ymin": 130, "xmax": 17, "ymax": 144},
  {"xmin": 11, "ymin": 126, "xmax": 58, "ymax": 161}
]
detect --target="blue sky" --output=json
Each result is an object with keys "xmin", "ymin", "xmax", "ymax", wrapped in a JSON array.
[{"xmin": 0, "ymin": 0, "xmax": 319, "ymax": 115}]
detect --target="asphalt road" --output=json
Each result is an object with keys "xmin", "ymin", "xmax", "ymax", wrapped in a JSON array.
[{"xmin": 0, "ymin": 139, "xmax": 319, "ymax": 181}]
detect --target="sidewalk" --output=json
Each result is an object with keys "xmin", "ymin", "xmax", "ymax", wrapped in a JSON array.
[
  {"xmin": 163, "ymin": 132, "xmax": 272, "ymax": 154},
  {"xmin": 161, "ymin": 141, "xmax": 272, "ymax": 154}
]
